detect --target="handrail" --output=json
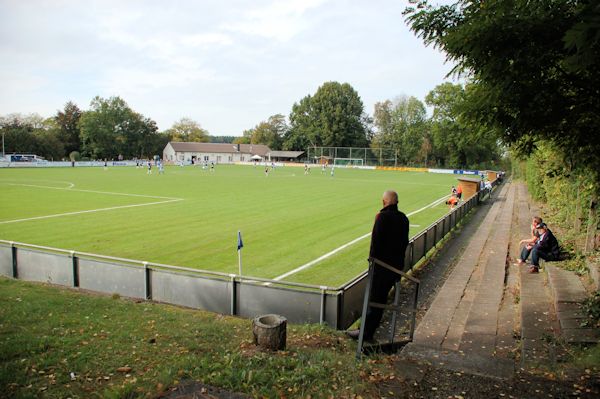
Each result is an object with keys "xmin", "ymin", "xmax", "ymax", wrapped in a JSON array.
[{"xmin": 355, "ymin": 257, "xmax": 420, "ymax": 358}]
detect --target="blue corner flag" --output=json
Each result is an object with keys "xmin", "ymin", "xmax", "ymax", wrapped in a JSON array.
[{"xmin": 237, "ymin": 230, "xmax": 243, "ymax": 250}]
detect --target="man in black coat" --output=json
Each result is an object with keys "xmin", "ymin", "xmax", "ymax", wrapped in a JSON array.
[
  {"xmin": 529, "ymin": 222, "xmax": 560, "ymax": 273},
  {"xmin": 347, "ymin": 190, "xmax": 410, "ymax": 341}
]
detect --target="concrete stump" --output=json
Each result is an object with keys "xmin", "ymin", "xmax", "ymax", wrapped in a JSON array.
[{"xmin": 252, "ymin": 314, "xmax": 287, "ymax": 351}]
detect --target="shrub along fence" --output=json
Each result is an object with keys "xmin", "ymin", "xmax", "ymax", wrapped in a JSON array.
[{"xmin": 0, "ymin": 185, "xmax": 496, "ymax": 330}]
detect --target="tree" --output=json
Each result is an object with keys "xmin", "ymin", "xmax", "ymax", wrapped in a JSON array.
[
  {"xmin": 165, "ymin": 118, "xmax": 210, "ymax": 143},
  {"xmin": 246, "ymin": 114, "xmax": 287, "ymax": 150},
  {"xmin": 79, "ymin": 96, "xmax": 158, "ymax": 159},
  {"xmin": 371, "ymin": 96, "xmax": 428, "ymax": 166},
  {"xmin": 284, "ymin": 82, "xmax": 369, "ymax": 150},
  {"xmin": 0, "ymin": 114, "xmax": 64, "ymax": 160},
  {"xmin": 0, "ymin": 114, "xmax": 37, "ymax": 155},
  {"xmin": 55, "ymin": 101, "xmax": 82, "ymax": 156},
  {"xmin": 405, "ymin": 0, "xmax": 600, "ymax": 174},
  {"xmin": 426, "ymin": 82, "xmax": 501, "ymax": 169}
]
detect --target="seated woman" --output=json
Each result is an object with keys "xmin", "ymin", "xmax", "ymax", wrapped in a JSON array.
[{"xmin": 516, "ymin": 216, "xmax": 543, "ymax": 265}]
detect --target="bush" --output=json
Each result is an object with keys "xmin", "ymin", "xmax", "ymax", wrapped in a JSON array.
[{"xmin": 69, "ymin": 151, "xmax": 81, "ymax": 161}]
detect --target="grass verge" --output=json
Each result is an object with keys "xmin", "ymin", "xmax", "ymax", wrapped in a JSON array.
[{"xmin": 0, "ymin": 277, "xmax": 382, "ymax": 398}]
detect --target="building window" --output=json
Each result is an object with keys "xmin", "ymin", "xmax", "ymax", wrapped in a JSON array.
[
  {"xmin": 217, "ymin": 156, "xmax": 222, "ymax": 162},
  {"xmin": 204, "ymin": 156, "xmax": 209, "ymax": 161}
]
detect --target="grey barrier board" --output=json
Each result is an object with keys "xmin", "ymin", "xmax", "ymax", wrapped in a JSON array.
[
  {"xmin": 16, "ymin": 249, "xmax": 72, "ymax": 285},
  {"xmin": 435, "ymin": 219, "xmax": 444, "ymax": 243},
  {"xmin": 443, "ymin": 214, "xmax": 450, "ymax": 236},
  {"xmin": 338, "ymin": 276, "xmax": 368, "ymax": 329},
  {"xmin": 404, "ymin": 243, "xmax": 413, "ymax": 271},
  {"xmin": 237, "ymin": 283, "xmax": 326, "ymax": 325},
  {"xmin": 151, "ymin": 270, "xmax": 231, "ymax": 314},
  {"xmin": 0, "ymin": 245, "xmax": 12, "ymax": 277},
  {"xmin": 425, "ymin": 228, "xmax": 436, "ymax": 254},
  {"xmin": 413, "ymin": 234, "xmax": 426, "ymax": 263},
  {"xmin": 78, "ymin": 259, "xmax": 145, "ymax": 298}
]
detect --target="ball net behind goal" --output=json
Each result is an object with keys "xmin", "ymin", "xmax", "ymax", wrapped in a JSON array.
[
  {"xmin": 307, "ymin": 146, "xmax": 398, "ymax": 167},
  {"xmin": 333, "ymin": 158, "xmax": 364, "ymax": 166}
]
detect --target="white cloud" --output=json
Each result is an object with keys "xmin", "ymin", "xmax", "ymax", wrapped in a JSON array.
[
  {"xmin": 222, "ymin": 0, "xmax": 326, "ymax": 41},
  {"xmin": 0, "ymin": 0, "xmax": 456, "ymax": 134}
]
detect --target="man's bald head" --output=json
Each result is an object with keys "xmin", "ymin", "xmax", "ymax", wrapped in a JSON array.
[{"xmin": 382, "ymin": 190, "xmax": 398, "ymax": 207}]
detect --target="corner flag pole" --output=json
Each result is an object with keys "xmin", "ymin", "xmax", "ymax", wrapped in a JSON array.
[{"xmin": 237, "ymin": 231, "xmax": 243, "ymax": 275}]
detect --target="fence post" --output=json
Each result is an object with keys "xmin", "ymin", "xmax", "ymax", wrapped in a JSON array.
[
  {"xmin": 143, "ymin": 262, "xmax": 151, "ymax": 300},
  {"xmin": 230, "ymin": 274, "xmax": 237, "ymax": 316},
  {"xmin": 10, "ymin": 242, "xmax": 17, "ymax": 279},
  {"xmin": 71, "ymin": 251, "xmax": 79, "ymax": 287},
  {"xmin": 319, "ymin": 286, "xmax": 327, "ymax": 325}
]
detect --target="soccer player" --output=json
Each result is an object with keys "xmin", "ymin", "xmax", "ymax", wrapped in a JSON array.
[
  {"xmin": 147, "ymin": 160, "xmax": 152, "ymax": 174},
  {"xmin": 330, "ymin": 166, "xmax": 335, "ymax": 177}
]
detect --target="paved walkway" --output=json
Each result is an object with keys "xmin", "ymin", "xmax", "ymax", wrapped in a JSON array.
[{"xmin": 401, "ymin": 181, "xmax": 598, "ymax": 379}]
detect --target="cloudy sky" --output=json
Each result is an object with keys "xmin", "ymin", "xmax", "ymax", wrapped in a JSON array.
[{"xmin": 0, "ymin": 0, "xmax": 456, "ymax": 135}]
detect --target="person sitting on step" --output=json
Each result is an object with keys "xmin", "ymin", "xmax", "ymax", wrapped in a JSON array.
[
  {"xmin": 527, "ymin": 222, "xmax": 560, "ymax": 274},
  {"xmin": 516, "ymin": 216, "xmax": 543, "ymax": 265}
]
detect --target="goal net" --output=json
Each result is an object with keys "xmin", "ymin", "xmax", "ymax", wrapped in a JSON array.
[{"xmin": 333, "ymin": 158, "xmax": 364, "ymax": 167}]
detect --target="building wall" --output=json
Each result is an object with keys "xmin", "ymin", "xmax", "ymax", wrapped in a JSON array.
[{"xmin": 164, "ymin": 150, "xmax": 251, "ymax": 164}]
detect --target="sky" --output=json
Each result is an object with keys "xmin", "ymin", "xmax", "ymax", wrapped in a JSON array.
[{"xmin": 0, "ymin": 0, "xmax": 456, "ymax": 136}]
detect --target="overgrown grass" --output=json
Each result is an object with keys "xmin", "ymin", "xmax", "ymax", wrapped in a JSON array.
[{"xmin": 0, "ymin": 277, "xmax": 384, "ymax": 398}]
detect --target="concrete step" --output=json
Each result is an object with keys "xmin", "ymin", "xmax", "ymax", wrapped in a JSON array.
[
  {"xmin": 514, "ymin": 182, "xmax": 561, "ymax": 367},
  {"xmin": 546, "ymin": 265, "xmax": 600, "ymax": 344},
  {"xmin": 405, "ymin": 183, "xmax": 516, "ymax": 379}
]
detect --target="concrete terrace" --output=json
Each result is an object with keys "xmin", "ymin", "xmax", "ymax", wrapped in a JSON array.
[{"xmin": 400, "ymin": 181, "xmax": 599, "ymax": 379}]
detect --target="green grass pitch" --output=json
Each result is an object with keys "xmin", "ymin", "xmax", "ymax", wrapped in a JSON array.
[{"xmin": 0, "ymin": 165, "xmax": 458, "ymax": 287}]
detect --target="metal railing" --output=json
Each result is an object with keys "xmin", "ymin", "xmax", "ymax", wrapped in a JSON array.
[{"xmin": 355, "ymin": 257, "xmax": 420, "ymax": 358}]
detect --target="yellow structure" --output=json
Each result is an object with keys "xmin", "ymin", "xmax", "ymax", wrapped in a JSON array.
[{"xmin": 457, "ymin": 177, "xmax": 481, "ymax": 199}]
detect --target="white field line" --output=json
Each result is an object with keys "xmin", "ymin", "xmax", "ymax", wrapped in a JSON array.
[
  {"xmin": 0, "ymin": 199, "xmax": 182, "ymax": 225},
  {"xmin": 7, "ymin": 183, "xmax": 180, "ymax": 200},
  {"xmin": 1, "ymin": 183, "xmax": 184, "ymax": 224},
  {"xmin": 272, "ymin": 194, "xmax": 450, "ymax": 281}
]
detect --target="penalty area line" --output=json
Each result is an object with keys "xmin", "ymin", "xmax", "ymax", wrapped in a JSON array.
[{"xmin": 272, "ymin": 194, "xmax": 449, "ymax": 281}]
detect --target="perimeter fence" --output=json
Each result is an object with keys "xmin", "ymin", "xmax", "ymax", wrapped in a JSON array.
[{"xmin": 0, "ymin": 184, "xmax": 498, "ymax": 330}]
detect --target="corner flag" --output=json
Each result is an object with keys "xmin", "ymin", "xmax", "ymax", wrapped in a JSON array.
[
  {"xmin": 237, "ymin": 231, "xmax": 244, "ymax": 250},
  {"xmin": 237, "ymin": 230, "xmax": 243, "ymax": 276}
]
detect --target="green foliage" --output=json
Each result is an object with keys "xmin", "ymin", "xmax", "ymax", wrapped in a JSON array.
[
  {"xmin": 69, "ymin": 151, "xmax": 80, "ymax": 162},
  {"xmin": 210, "ymin": 136, "xmax": 236, "ymax": 143},
  {"xmin": 425, "ymin": 82, "xmax": 502, "ymax": 169},
  {"xmin": 245, "ymin": 114, "xmax": 287, "ymax": 150},
  {"xmin": 405, "ymin": 0, "xmax": 600, "ymax": 174},
  {"xmin": 372, "ymin": 96, "xmax": 428, "ymax": 166},
  {"xmin": 55, "ymin": 101, "xmax": 82, "ymax": 156},
  {"xmin": 0, "ymin": 113, "xmax": 65, "ymax": 160},
  {"xmin": 285, "ymin": 81, "xmax": 368, "ymax": 150},
  {"xmin": 164, "ymin": 117, "xmax": 210, "ymax": 143},
  {"xmin": 79, "ymin": 96, "xmax": 159, "ymax": 159},
  {"xmin": 580, "ymin": 291, "xmax": 600, "ymax": 328}
]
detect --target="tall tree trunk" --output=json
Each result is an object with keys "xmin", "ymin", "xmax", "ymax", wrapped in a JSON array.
[{"xmin": 585, "ymin": 193, "xmax": 598, "ymax": 253}]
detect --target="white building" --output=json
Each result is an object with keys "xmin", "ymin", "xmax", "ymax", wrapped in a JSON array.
[{"xmin": 163, "ymin": 142, "xmax": 271, "ymax": 164}]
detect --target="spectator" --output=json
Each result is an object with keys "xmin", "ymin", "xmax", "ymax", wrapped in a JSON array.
[
  {"xmin": 456, "ymin": 185, "xmax": 463, "ymax": 200},
  {"xmin": 516, "ymin": 216, "xmax": 543, "ymax": 265},
  {"xmin": 346, "ymin": 190, "xmax": 409, "ymax": 342},
  {"xmin": 527, "ymin": 223, "xmax": 560, "ymax": 274}
]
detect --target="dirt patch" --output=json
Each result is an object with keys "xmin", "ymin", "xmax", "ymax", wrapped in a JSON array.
[{"xmin": 373, "ymin": 355, "xmax": 600, "ymax": 399}]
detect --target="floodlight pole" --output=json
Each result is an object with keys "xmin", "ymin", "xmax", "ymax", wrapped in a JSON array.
[{"xmin": 1, "ymin": 131, "xmax": 4, "ymax": 158}]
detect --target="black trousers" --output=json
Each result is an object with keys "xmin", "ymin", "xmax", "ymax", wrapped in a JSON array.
[{"xmin": 363, "ymin": 267, "xmax": 399, "ymax": 339}]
